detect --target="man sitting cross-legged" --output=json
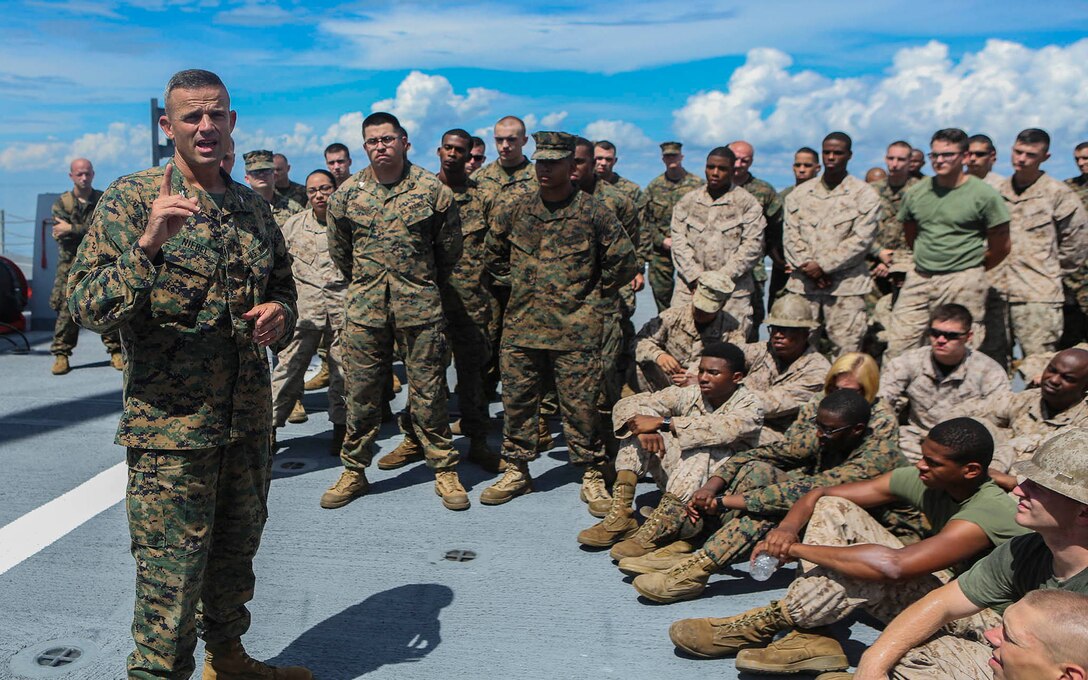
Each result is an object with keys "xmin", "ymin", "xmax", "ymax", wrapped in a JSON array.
[
  {"xmin": 667, "ymin": 417, "xmax": 1027, "ymax": 674},
  {"xmin": 577, "ymin": 342, "xmax": 763, "ymax": 543},
  {"xmin": 625, "ymin": 389, "xmax": 907, "ymax": 603}
]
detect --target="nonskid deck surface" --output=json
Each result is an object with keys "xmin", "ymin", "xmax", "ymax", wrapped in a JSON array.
[{"xmin": 0, "ymin": 286, "xmax": 879, "ymax": 679}]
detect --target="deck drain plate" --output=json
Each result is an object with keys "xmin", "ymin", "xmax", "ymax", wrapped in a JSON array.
[
  {"xmin": 273, "ymin": 458, "xmax": 316, "ymax": 473},
  {"xmin": 429, "ymin": 547, "xmax": 482, "ymax": 565},
  {"xmin": 9, "ymin": 638, "xmax": 97, "ymax": 677},
  {"xmin": 443, "ymin": 549, "xmax": 477, "ymax": 562}
]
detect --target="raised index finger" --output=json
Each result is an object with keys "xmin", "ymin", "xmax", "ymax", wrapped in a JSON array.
[{"xmin": 159, "ymin": 163, "xmax": 174, "ymax": 197}]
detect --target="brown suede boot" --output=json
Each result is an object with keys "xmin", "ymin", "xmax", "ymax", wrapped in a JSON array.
[
  {"xmin": 609, "ymin": 492, "xmax": 687, "ymax": 560},
  {"xmin": 577, "ymin": 470, "xmax": 638, "ymax": 547},
  {"xmin": 669, "ymin": 600, "xmax": 793, "ymax": 658},
  {"xmin": 580, "ymin": 463, "xmax": 612, "ymax": 517},
  {"xmin": 287, "ymin": 400, "xmax": 308, "ymax": 424},
  {"xmin": 736, "ymin": 628, "xmax": 849, "ymax": 674},
  {"xmin": 203, "ymin": 638, "xmax": 312, "ymax": 679},
  {"xmin": 303, "ymin": 362, "xmax": 329, "ymax": 390},
  {"xmin": 617, "ymin": 540, "xmax": 697, "ymax": 575},
  {"xmin": 377, "ymin": 434, "xmax": 425, "ymax": 470},
  {"xmin": 51, "ymin": 355, "xmax": 70, "ymax": 375},
  {"xmin": 435, "ymin": 470, "xmax": 470, "ymax": 511},
  {"xmin": 480, "ymin": 460, "xmax": 532, "ymax": 505},
  {"xmin": 632, "ymin": 550, "xmax": 717, "ymax": 603},
  {"xmin": 320, "ymin": 470, "xmax": 369, "ymax": 509}
]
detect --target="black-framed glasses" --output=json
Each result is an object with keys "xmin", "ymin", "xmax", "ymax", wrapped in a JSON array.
[
  {"xmin": 364, "ymin": 135, "xmax": 401, "ymax": 148},
  {"xmin": 928, "ymin": 327, "xmax": 967, "ymax": 341},
  {"xmin": 813, "ymin": 419, "xmax": 852, "ymax": 436},
  {"xmin": 306, "ymin": 184, "xmax": 335, "ymax": 196}
]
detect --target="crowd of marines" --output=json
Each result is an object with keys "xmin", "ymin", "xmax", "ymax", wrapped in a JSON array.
[{"xmin": 52, "ymin": 68, "xmax": 1088, "ymax": 679}]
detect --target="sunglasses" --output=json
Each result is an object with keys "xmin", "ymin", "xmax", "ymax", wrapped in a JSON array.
[
  {"xmin": 813, "ymin": 420, "xmax": 853, "ymax": 436},
  {"xmin": 470, "ymin": 154, "xmax": 486, "ymax": 161},
  {"xmin": 928, "ymin": 327, "xmax": 967, "ymax": 341}
]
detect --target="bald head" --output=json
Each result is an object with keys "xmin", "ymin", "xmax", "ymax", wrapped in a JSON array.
[
  {"xmin": 69, "ymin": 158, "xmax": 94, "ymax": 192},
  {"xmin": 728, "ymin": 141, "xmax": 754, "ymax": 182},
  {"xmin": 1040, "ymin": 348, "xmax": 1088, "ymax": 412}
]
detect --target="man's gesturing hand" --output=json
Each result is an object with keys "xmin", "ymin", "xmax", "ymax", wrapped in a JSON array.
[
  {"xmin": 140, "ymin": 164, "xmax": 199, "ymax": 260},
  {"xmin": 243, "ymin": 303, "xmax": 288, "ymax": 347}
]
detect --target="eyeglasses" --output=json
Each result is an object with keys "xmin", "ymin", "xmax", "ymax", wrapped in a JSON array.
[
  {"xmin": 364, "ymin": 135, "xmax": 401, "ymax": 148},
  {"xmin": 928, "ymin": 327, "xmax": 967, "ymax": 341},
  {"xmin": 928, "ymin": 152, "xmax": 961, "ymax": 161},
  {"xmin": 813, "ymin": 420, "xmax": 853, "ymax": 436},
  {"xmin": 306, "ymin": 184, "xmax": 335, "ymax": 196},
  {"xmin": 470, "ymin": 154, "xmax": 486, "ymax": 161}
]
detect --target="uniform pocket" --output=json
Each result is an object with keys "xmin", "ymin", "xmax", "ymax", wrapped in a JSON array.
[{"xmin": 150, "ymin": 239, "xmax": 218, "ymax": 325}]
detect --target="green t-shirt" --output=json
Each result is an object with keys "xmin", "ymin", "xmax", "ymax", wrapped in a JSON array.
[
  {"xmin": 888, "ymin": 467, "xmax": 1029, "ymax": 573},
  {"xmin": 898, "ymin": 176, "xmax": 1009, "ymax": 273},
  {"xmin": 957, "ymin": 532, "xmax": 1088, "ymax": 614}
]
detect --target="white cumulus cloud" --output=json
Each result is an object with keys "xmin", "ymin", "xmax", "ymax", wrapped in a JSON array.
[
  {"xmin": 583, "ymin": 120, "xmax": 653, "ymax": 151},
  {"xmin": 0, "ymin": 122, "xmax": 150, "ymax": 172}
]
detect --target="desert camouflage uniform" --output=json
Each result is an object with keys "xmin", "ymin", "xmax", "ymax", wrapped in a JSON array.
[
  {"xmin": 1062, "ymin": 174, "xmax": 1088, "ymax": 345},
  {"xmin": 670, "ymin": 183, "xmax": 766, "ymax": 338},
  {"xmin": 640, "ymin": 170, "xmax": 704, "ymax": 312},
  {"xmin": 633, "ymin": 304, "xmax": 746, "ymax": 392},
  {"xmin": 784, "ymin": 176, "xmax": 880, "ymax": 356},
  {"xmin": 275, "ymin": 180, "xmax": 308, "ymax": 209},
  {"xmin": 879, "ymin": 346, "xmax": 1011, "ymax": 462},
  {"xmin": 67, "ymin": 165, "xmax": 297, "ymax": 679},
  {"xmin": 440, "ymin": 178, "xmax": 494, "ymax": 439},
  {"xmin": 741, "ymin": 343, "xmax": 830, "ymax": 439},
  {"xmin": 50, "ymin": 188, "xmax": 121, "ymax": 356},
  {"xmin": 951, "ymin": 389, "xmax": 1088, "ymax": 472},
  {"xmin": 268, "ymin": 192, "xmax": 303, "ymax": 229},
  {"xmin": 983, "ymin": 174, "xmax": 1088, "ymax": 365},
  {"xmin": 328, "ymin": 162, "xmax": 462, "ymax": 471},
  {"xmin": 485, "ymin": 189, "xmax": 637, "ymax": 464},
  {"xmin": 271, "ymin": 208, "xmax": 346, "ymax": 427},
  {"xmin": 737, "ymin": 174, "xmax": 783, "ymax": 329},
  {"xmin": 610, "ymin": 384, "xmax": 763, "ymax": 500}
]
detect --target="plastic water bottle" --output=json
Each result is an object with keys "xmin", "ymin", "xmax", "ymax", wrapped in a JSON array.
[{"xmin": 750, "ymin": 553, "xmax": 779, "ymax": 581}]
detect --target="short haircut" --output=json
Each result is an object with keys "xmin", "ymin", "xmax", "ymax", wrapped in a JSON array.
[
  {"xmin": 701, "ymin": 341, "xmax": 747, "ymax": 375},
  {"xmin": 796, "ymin": 146, "xmax": 819, "ymax": 159},
  {"xmin": 707, "ymin": 146, "xmax": 737, "ymax": 164},
  {"xmin": 1076, "ymin": 141, "xmax": 1088, "ymax": 153},
  {"xmin": 927, "ymin": 417, "xmax": 994, "ymax": 467},
  {"xmin": 967, "ymin": 134, "xmax": 996, "ymax": 153},
  {"xmin": 818, "ymin": 389, "xmax": 871, "ymax": 427},
  {"xmin": 824, "ymin": 352, "xmax": 880, "ymax": 404},
  {"xmin": 164, "ymin": 69, "xmax": 225, "ymax": 113},
  {"xmin": 887, "ymin": 140, "xmax": 913, "ymax": 153},
  {"xmin": 574, "ymin": 136, "xmax": 594, "ymax": 151},
  {"xmin": 362, "ymin": 111, "xmax": 406, "ymax": 136},
  {"xmin": 273, "ymin": 153, "xmax": 288, "ymax": 163},
  {"xmin": 823, "ymin": 131, "xmax": 852, "ymax": 150},
  {"xmin": 931, "ymin": 128, "xmax": 969, "ymax": 152},
  {"xmin": 1016, "ymin": 128, "xmax": 1051, "ymax": 150},
  {"xmin": 442, "ymin": 128, "xmax": 473, "ymax": 146},
  {"xmin": 324, "ymin": 142, "xmax": 350, "ymax": 159},
  {"xmin": 595, "ymin": 140, "xmax": 617, "ymax": 152},
  {"xmin": 930, "ymin": 303, "xmax": 973, "ymax": 329},
  {"xmin": 471, "ymin": 136, "xmax": 485, "ymax": 149},
  {"xmin": 495, "ymin": 115, "xmax": 526, "ymax": 134},
  {"xmin": 1019, "ymin": 590, "xmax": 1088, "ymax": 668},
  {"xmin": 307, "ymin": 169, "xmax": 337, "ymax": 184}
]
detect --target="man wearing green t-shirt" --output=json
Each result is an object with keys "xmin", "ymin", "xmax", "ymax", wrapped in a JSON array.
[
  {"xmin": 668, "ymin": 418, "xmax": 1025, "ymax": 675},
  {"xmin": 854, "ymin": 427, "xmax": 1088, "ymax": 680},
  {"xmin": 886, "ymin": 128, "xmax": 1011, "ymax": 359}
]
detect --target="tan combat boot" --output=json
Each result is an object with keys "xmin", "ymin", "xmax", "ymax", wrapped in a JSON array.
[
  {"xmin": 577, "ymin": 470, "xmax": 638, "ymax": 547},
  {"xmin": 110, "ymin": 352, "xmax": 124, "ymax": 371},
  {"xmin": 467, "ymin": 437, "xmax": 504, "ymax": 473},
  {"xmin": 320, "ymin": 469, "xmax": 369, "ymax": 509},
  {"xmin": 632, "ymin": 550, "xmax": 717, "ymax": 603},
  {"xmin": 203, "ymin": 638, "xmax": 312, "ymax": 679},
  {"xmin": 580, "ymin": 464, "xmax": 612, "ymax": 517},
  {"xmin": 303, "ymin": 362, "xmax": 329, "ymax": 390},
  {"xmin": 287, "ymin": 400, "xmax": 308, "ymax": 424},
  {"xmin": 537, "ymin": 415, "xmax": 553, "ymax": 452},
  {"xmin": 480, "ymin": 460, "xmax": 532, "ymax": 505},
  {"xmin": 391, "ymin": 372, "xmax": 403, "ymax": 393},
  {"xmin": 329, "ymin": 424, "xmax": 346, "ymax": 457},
  {"xmin": 617, "ymin": 540, "xmax": 697, "ymax": 575},
  {"xmin": 450, "ymin": 418, "xmax": 463, "ymax": 436},
  {"xmin": 668, "ymin": 600, "xmax": 793, "ymax": 658},
  {"xmin": 377, "ymin": 435, "xmax": 425, "ymax": 470},
  {"xmin": 736, "ymin": 628, "xmax": 849, "ymax": 674},
  {"xmin": 609, "ymin": 493, "xmax": 687, "ymax": 560},
  {"xmin": 435, "ymin": 470, "xmax": 470, "ymax": 511},
  {"xmin": 51, "ymin": 355, "xmax": 70, "ymax": 375}
]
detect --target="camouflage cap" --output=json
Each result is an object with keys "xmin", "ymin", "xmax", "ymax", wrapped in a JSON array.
[
  {"xmin": 660, "ymin": 141, "xmax": 683, "ymax": 155},
  {"xmin": 765, "ymin": 294, "xmax": 820, "ymax": 329},
  {"xmin": 531, "ymin": 131, "xmax": 575, "ymax": 161},
  {"xmin": 692, "ymin": 271, "xmax": 735, "ymax": 313},
  {"xmin": 243, "ymin": 149, "xmax": 275, "ymax": 172},
  {"xmin": 1013, "ymin": 428, "xmax": 1088, "ymax": 505}
]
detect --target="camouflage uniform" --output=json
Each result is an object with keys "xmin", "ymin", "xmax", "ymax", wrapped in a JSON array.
[
  {"xmin": 66, "ymin": 165, "xmax": 297, "ymax": 678},
  {"xmin": 441, "ymin": 178, "xmax": 494, "ymax": 439},
  {"xmin": 271, "ymin": 208, "xmax": 347, "ymax": 427},
  {"xmin": 610, "ymin": 384, "xmax": 763, "ymax": 500},
  {"xmin": 484, "ymin": 189, "xmax": 637, "ymax": 464},
  {"xmin": 741, "ymin": 343, "xmax": 830, "ymax": 439},
  {"xmin": 1062, "ymin": 174, "xmax": 1088, "ymax": 346},
  {"xmin": 327, "ymin": 162, "xmax": 462, "ymax": 471},
  {"xmin": 669, "ymin": 184, "xmax": 766, "ymax": 338},
  {"xmin": 275, "ymin": 180, "xmax": 308, "ymax": 208},
  {"xmin": 736, "ymin": 174, "xmax": 784, "ymax": 330},
  {"xmin": 603, "ymin": 173, "xmax": 642, "ymax": 206},
  {"xmin": 983, "ymin": 174, "xmax": 1088, "ymax": 365},
  {"xmin": 784, "ymin": 176, "xmax": 880, "ymax": 356},
  {"xmin": 49, "ymin": 188, "xmax": 121, "ymax": 356},
  {"xmin": 951, "ymin": 390, "xmax": 1088, "ymax": 472},
  {"xmin": 633, "ymin": 304, "xmax": 746, "ymax": 392},
  {"xmin": 640, "ymin": 170, "xmax": 704, "ymax": 312},
  {"xmin": 269, "ymin": 192, "xmax": 303, "ymax": 229},
  {"xmin": 879, "ymin": 346, "xmax": 1011, "ymax": 462}
]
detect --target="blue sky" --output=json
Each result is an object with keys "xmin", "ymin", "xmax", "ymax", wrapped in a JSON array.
[{"xmin": 3, "ymin": 0, "xmax": 1088, "ymax": 257}]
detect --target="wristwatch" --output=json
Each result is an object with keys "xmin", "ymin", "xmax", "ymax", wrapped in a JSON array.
[{"xmin": 658, "ymin": 417, "xmax": 672, "ymax": 432}]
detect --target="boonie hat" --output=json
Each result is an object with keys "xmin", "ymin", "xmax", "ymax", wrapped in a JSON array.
[
  {"xmin": 765, "ymin": 294, "xmax": 820, "ymax": 329},
  {"xmin": 531, "ymin": 132, "xmax": 575, "ymax": 161},
  {"xmin": 1013, "ymin": 428, "xmax": 1088, "ymax": 505},
  {"xmin": 692, "ymin": 271, "xmax": 735, "ymax": 314},
  {"xmin": 243, "ymin": 149, "xmax": 275, "ymax": 172}
]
